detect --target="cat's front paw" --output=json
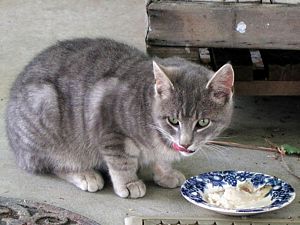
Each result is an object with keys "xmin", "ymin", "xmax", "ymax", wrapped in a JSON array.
[
  {"xmin": 154, "ymin": 170, "xmax": 186, "ymax": 188},
  {"xmin": 114, "ymin": 180, "xmax": 146, "ymax": 199},
  {"xmin": 56, "ymin": 170, "xmax": 104, "ymax": 192}
]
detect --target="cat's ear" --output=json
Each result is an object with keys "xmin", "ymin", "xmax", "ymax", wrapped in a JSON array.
[
  {"xmin": 153, "ymin": 61, "xmax": 174, "ymax": 99},
  {"xmin": 206, "ymin": 64, "xmax": 234, "ymax": 104}
]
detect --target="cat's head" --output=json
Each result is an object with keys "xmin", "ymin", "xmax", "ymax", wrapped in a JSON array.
[{"xmin": 152, "ymin": 57, "xmax": 234, "ymax": 157}]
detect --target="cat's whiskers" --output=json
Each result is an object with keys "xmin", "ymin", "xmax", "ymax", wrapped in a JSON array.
[
  {"xmin": 195, "ymin": 146, "xmax": 210, "ymax": 162},
  {"xmin": 205, "ymin": 144, "xmax": 225, "ymax": 155},
  {"xmin": 148, "ymin": 124, "xmax": 174, "ymax": 143},
  {"xmin": 215, "ymin": 136, "xmax": 237, "ymax": 139},
  {"xmin": 201, "ymin": 145, "xmax": 219, "ymax": 164},
  {"xmin": 203, "ymin": 144, "xmax": 229, "ymax": 163},
  {"xmin": 209, "ymin": 143, "xmax": 229, "ymax": 152}
]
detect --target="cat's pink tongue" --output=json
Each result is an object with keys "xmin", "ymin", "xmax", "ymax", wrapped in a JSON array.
[{"xmin": 172, "ymin": 143, "xmax": 194, "ymax": 154}]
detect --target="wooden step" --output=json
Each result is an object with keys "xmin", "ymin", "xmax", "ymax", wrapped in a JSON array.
[
  {"xmin": 235, "ymin": 81, "xmax": 300, "ymax": 95},
  {"xmin": 146, "ymin": 1, "xmax": 300, "ymax": 50}
]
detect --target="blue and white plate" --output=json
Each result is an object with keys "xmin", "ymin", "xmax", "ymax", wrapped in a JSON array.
[{"xmin": 181, "ymin": 170, "xmax": 296, "ymax": 216}]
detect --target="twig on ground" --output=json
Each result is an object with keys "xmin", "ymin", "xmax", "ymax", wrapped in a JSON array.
[
  {"xmin": 207, "ymin": 140, "xmax": 283, "ymax": 154},
  {"xmin": 207, "ymin": 140, "xmax": 300, "ymax": 180}
]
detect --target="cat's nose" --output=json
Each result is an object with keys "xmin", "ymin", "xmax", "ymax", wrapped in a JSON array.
[{"xmin": 180, "ymin": 144, "xmax": 191, "ymax": 149}]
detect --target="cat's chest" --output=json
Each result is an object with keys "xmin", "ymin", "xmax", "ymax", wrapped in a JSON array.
[{"xmin": 124, "ymin": 138, "xmax": 180, "ymax": 166}]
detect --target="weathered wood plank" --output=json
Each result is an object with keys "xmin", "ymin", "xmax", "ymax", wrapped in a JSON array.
[
  {"xmin": 235, "ymin": 81, "xmax": 300, "ymax": 95},
  {"xmin": 262, "ymin": 0, "xmax": 272, "ymax": 3},
  {"xmin": 147, "ymin": 2, "xmax": 300, "ymax": 49},
  {"xmin": 238, "ymin": 0, "xmax": 261, "ymax": 2},
  {"xmin": 146, "ymin": 45, "xmax": 200, "ymax": 62},
  {"xmin": 250, "ymin": 50, "xmax": 266, "ymax": 80},
  {"xmin": 187, "ymin": 0, "xmax": 224, "ymax": 1},
  {"xmin": 199, "ymin": 48, "xmax": 211, "ymax": 64},
  {"xmin": 250, "ymin": 50, "xmax": 264, "ymax": 69}
]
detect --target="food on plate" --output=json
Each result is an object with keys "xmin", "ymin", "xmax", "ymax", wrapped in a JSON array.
[{"xmin": 204, "ymin": 181, "xmax": 272, "ymax": 209}]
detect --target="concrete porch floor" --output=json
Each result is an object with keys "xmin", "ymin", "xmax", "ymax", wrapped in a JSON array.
[{"xmin": 0, "ymin": 1, "xmax": 299, "ymax": 224}]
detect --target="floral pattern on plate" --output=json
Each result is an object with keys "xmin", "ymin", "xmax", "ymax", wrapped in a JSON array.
[{"xmin": 181, "ymin": 170, "xmax": 296, "ymax": 216}]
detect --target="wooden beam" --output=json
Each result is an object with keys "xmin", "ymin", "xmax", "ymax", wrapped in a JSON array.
[
  {"xmin": 147, "ymin": 2, "xmax": 300, "ymax": 50},
  {"xmin": 146, "ymin": 45, "xmax": 200, "ymax": 62},
  {"xmin": 198, "ymin": 48, "xmax": 211, "ymax": 65},
  {"xmin": 235, "ymin": 81, "xmax": 300, "ymax": 95}
]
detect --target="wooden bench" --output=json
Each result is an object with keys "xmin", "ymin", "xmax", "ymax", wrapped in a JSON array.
[{"xmin": 146, "ymin": 0, "xmax": 300, "ymax": 95}]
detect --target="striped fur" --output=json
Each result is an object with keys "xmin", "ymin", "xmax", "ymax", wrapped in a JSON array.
[{"xmin": 6, "ymin": 38, "xmax": 233, "ymax": 197}]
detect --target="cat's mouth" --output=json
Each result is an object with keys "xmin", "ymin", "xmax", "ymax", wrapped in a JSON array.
[{"xmin": 172, "ymin": 143, "xmax": 195, "ymax": 154}]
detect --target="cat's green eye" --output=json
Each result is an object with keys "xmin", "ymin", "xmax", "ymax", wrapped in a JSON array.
[
  {"xmin": 168, "ymin": 117, "xmax": 179, "ymax": 126},
  {"xmin": 197, "ymin": 118, "xmax": 210, "ymax": 128}
]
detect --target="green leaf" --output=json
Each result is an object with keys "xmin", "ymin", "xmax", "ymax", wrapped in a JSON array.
[{"xmin": 282, "ymin": 144, "xmax": 300, "ymax": 155}]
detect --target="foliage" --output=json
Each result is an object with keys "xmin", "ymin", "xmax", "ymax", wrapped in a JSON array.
[{"xmin": 282, "ymin": 144, "xmax": 300, "ymax": 155}]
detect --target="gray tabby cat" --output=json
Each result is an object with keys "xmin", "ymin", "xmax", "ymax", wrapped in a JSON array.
[{"xmin": 6, "ymin": 38, "xmax": 234, "ymax": 198}]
